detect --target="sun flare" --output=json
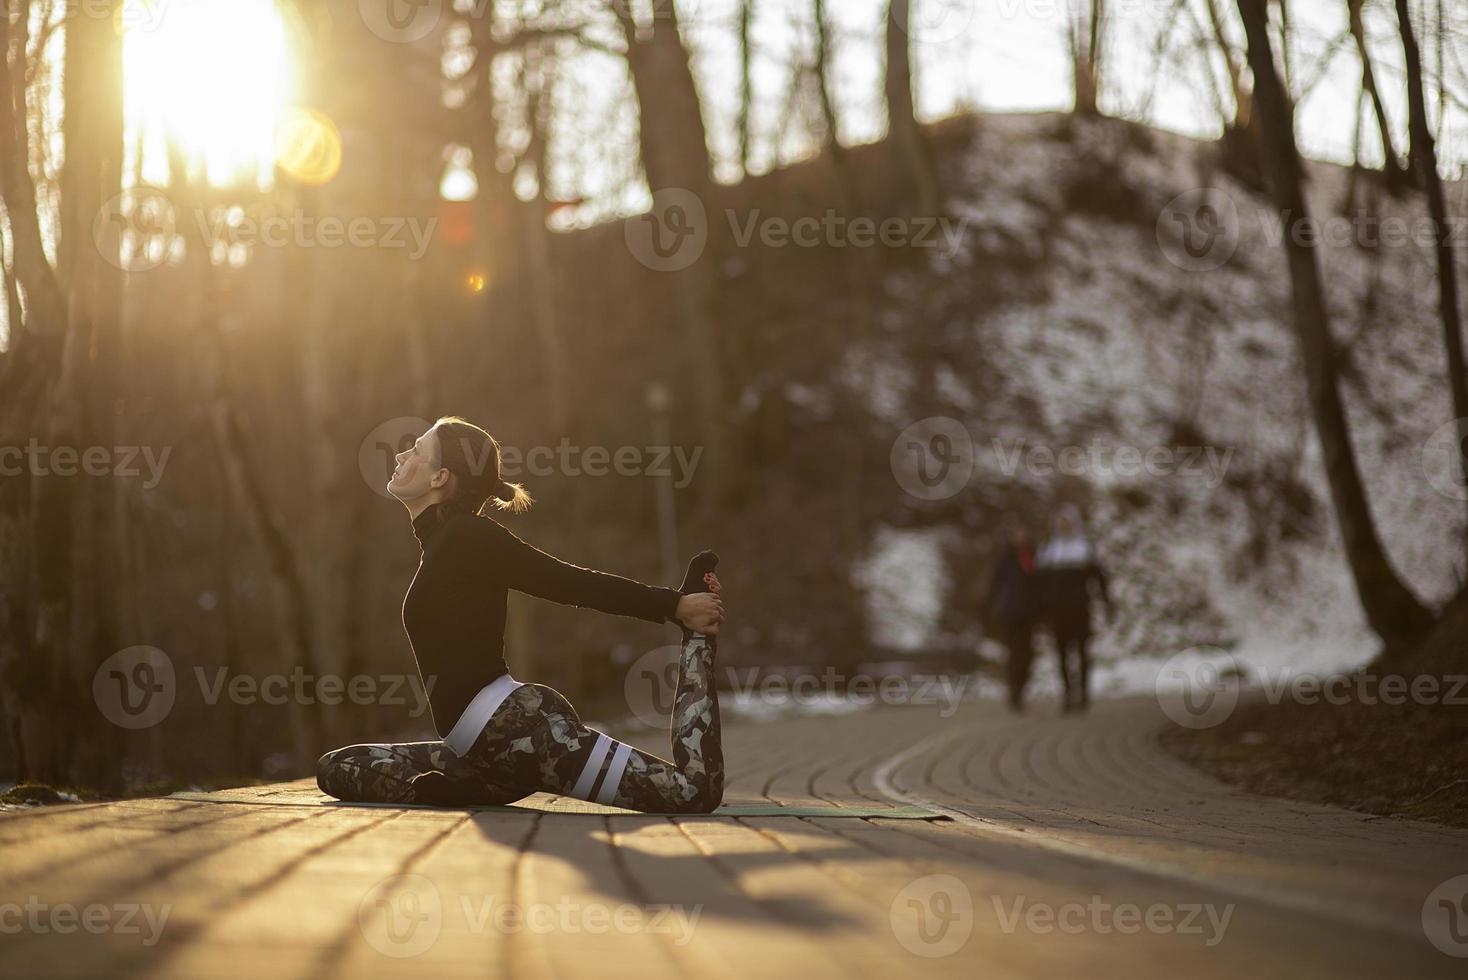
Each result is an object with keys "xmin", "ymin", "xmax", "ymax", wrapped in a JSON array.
[{"xmin": 121, "ymin": 0, "xmax": 294, "ymax": 186}]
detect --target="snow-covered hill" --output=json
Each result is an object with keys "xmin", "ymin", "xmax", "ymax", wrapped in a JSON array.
[{"xmin": 848, "ymin": 112, "xmax": 1465, "ymax": 694}]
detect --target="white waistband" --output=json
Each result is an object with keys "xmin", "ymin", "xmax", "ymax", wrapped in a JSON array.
[{"xmin": 443, "ymin": 673, "xmax": 523, "ymax": 757}]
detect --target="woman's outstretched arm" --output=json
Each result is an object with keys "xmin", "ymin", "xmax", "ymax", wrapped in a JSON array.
[{"xmin": 479, "ymin": 518, "xmax": 684, "ymax": 624}]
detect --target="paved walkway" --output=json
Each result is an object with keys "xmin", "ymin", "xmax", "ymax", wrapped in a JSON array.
[{"xmin": 2, "ymin": 695, "xmax": 1465, "ymax": 978}]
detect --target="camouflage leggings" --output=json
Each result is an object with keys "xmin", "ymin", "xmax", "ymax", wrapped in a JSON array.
[{"xmin": 316, "ymin": 631, "xmax": 723, "ymax": 813}]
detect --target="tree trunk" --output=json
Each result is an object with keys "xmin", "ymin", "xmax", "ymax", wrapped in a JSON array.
[
  {"xmin": 1203, "ymin": 0, "xmax": 1265, "ymax": 189},
  {"xmin": 738, "ymin": 0, "xmax": 755, "ymax": 177},
  {"xmin": 1394, "ymin": 0, "xmax": 1468, "ymax": 557},
  {"xmin": 615, "ymin": 3, "xmax": 728, "ymax": 520},
  {"xmin": 1347, "ymin": 0, "xmax": 1409, "ymax": 186},
  {"xmin": 885, "ymin": 0, "xmax": 940, "ymax": 214},
  {"xmin": 0, "ymin": 0, "xmax": 65, "ymax": 403},
  {"xmin": 522, "ymin": 44, "xmax": 571, "ymax": 434},
  {"xmin": 13, "ymin": 0, "xmax": 128, "ymax": 789},
  {"xmin": 616, "ymin": 5, "xmax": 713, "ymax": 196},
  {"xmin": 813, "ymin": 0, "xmax": 856, "ymax": 213},
  {"xmin": 1236, "ymin": 0, "xmax": 1433, "ymax": 653},
  {"xmin": 1070, "ymin": 0, "xmax": 1105, "ymax": 115},
  {"xmin": 466, "ymin": 3, "xmax": 523, "ymax": 298}
]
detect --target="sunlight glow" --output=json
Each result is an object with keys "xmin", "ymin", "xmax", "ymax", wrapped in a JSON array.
[{"xmin": 121, "ymin": 0, "xmax": 294, "ymax": 187}]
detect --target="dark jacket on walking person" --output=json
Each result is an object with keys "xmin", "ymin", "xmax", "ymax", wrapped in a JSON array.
[
  {"xmin": 984, "ymin": 525, "xmax": 1043, "ymax": 711},
  {"xmin": 1037, "ymin": 505, "xmax": 1111, "ymax": 713}
]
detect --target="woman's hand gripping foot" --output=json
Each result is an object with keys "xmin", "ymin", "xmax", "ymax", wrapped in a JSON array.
[{"xmin": 674, "ymin": 551, "xmax": 723, "ymax": 637}]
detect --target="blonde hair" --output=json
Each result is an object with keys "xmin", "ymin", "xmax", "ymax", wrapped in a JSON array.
[{"xmin": 432, "ymin": 415, "xmax": 533, "ymax": 516}]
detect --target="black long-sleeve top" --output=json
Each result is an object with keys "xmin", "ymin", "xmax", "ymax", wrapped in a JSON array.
[{"xmin": 404, "ymin": 502, "xmax": 683, "ymax": 737}]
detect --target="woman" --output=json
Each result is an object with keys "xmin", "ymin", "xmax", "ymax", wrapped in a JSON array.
[
  {"xmin": 1036, "ymin": 504, "xmax": 1111, "ymax": 714},
  {"xmin": 983, "ymin": 517, "xmax": 1042, "ymax": 712},
  {"xmin": 316, "ymin": 416, "xmax": 726, "ymax": 813}
]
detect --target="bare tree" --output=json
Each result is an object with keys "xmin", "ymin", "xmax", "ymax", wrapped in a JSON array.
[
  {"xmin": 885, "ymin": 0, "xmax": 940, "ymax": 214},
  {"xmin": 521, "ymin": 42, "xmax": 572, "ymax": 434},
  {"xmin": 1347, "ymin": 0, "xmax": 1410, "ymax": 186},
  {"xmin": 612, "ymin": 1, "xmax": 728, "ymax": 517},
  {"xmin": 812, "ymin": 0, "xmax": 856, "ymax": 211},
  {"xmin": 1394, "ymin": 0, "xmax": 1468, "ymax": 551},
  {"xmin": 739, "ymin": 0, "xmax": 755, "ymax": 177},
  {"xmin": 1069, "ymin": 0, "xmax": 1106, "ymax": 115},
  {"xmin": 1236, "ymin": 0, "xmax": 1434, "ymax": 653},
  {"xmin": 1202, "ymin": 0, "xmax": 1265, "ymax": 187}
]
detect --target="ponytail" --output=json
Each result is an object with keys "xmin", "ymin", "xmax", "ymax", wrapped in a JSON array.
[{"xmin": 433, "ymin": 416, "xmax": 534, "ymax": 517}]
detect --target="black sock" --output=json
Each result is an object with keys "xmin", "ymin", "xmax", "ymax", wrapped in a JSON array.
[
  {"xmin": 677, "ymin": 550, "xmax": 719, "ymax": 595},
  {"xmin": 676, "ymin": 551, "xmax": 719, "ymax": 641}
]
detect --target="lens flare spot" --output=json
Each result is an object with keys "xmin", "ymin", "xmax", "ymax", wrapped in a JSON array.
[{"xmin": 275, "ymin": 106, "xmax": 342, "ymax": 185}]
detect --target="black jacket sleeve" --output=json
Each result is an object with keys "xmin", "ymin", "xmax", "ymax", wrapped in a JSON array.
[{"xmin": 473, "ymin": 519, "xmax": 682, "ymax": 624}]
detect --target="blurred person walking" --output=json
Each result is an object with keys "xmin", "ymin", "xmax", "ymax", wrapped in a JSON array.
[
  {"xmin": 984, "ymin": 517, "xmax": 1044, "ymax": 712},
  {"xmin": 1037, "ymin": 504, "xmax": 1112, "ymax": 713}
]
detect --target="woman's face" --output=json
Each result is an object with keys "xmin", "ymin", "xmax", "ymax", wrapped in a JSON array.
[{"xmin": 388, "ymin": 427, "xmax": 447, "ymax": 501}]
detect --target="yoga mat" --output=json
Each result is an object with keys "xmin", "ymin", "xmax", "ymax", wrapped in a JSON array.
[{"xmin": 168, "ymin": 791, "xmax": 945, "ymax": 819}]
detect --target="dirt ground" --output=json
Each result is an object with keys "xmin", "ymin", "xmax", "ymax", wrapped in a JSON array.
[{"xmin": 1163, "ymin": 593, "xmax": 1468, "ymax": 828}]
